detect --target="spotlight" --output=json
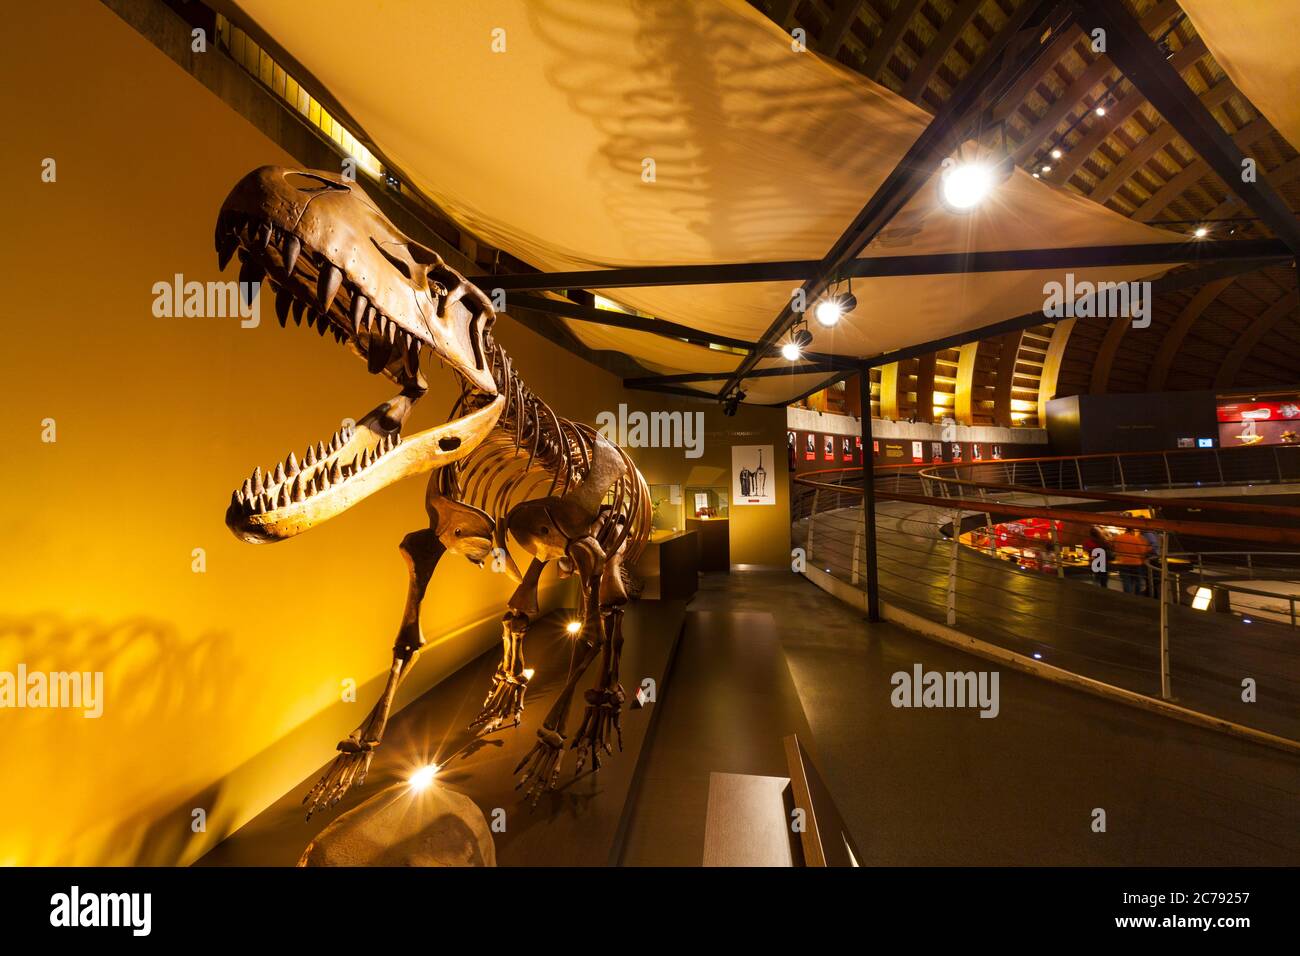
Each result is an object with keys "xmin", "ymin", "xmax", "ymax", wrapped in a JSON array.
[
  {"xmin": 1193, "ymin": 225, "xmax": 1208, "ymax": 238},
  {"xmin": 940, "ymin": 161, "xmax": 995, "ymax": 211},
  {"xmin": 1050, "ymin": 148, "xmax": 1062, "ymax": 160},
  {"xmin": 814, "ymin": 292, "xmax": 858, "ymax": 328},
  {"xmin": 781, "ymin": 340, "xmax": 802, "ymax": 361},
  {"xmin": 1040, "ymin": 164, "xmax": 1052, "ymax": 173},
  {"xmin": 1032, "ymin": 172, "xmax": 1040, "ymax": 179},
  {"xmin": 723, "ymin": 389, "xmax": 746, "ymax": 416},
  {"xmin": 408, "ymin": 764, "xmax": 439, "ymax": 792},
  {"xmin": 565, "ymin": 619, "xmax": 582, "ymax": 635},
  {"xmin": 1095, "ymin": 105, "xmax": 1106, "ymax": 116}
]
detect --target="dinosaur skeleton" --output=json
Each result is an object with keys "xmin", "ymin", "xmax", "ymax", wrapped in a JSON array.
[{"xmin": 214, "ymin": 167, "xmax": 650, "ymax": 816}]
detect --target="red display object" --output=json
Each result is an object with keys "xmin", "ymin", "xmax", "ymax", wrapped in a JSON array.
[{"xmin": 1217, "ymin": 400, "xmax": 1300, "ymax": 422}]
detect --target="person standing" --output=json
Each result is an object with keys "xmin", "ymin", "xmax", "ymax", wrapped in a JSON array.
[
  {"xmin": 1112, "ymin": 527, "xmax": 1152, "ymax": 595},
  {"xmin": 1082, "ymin": 526, "xmax": 1111, "ymax": 588}
]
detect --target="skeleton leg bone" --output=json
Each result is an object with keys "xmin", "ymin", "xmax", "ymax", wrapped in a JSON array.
[
  {"xmin": 513, "ymin": 567, "xmax": 604, "ymax": 805},
  {"xmin": 472, "ymin": 558, "xmax": 546, "ymax": 730},
  {"xmin": 303, "ymin": 527, "xmax": 445, "ymax": 818}
]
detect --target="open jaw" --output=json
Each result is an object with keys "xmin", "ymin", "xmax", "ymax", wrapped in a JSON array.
[{"xmin": 215, "ymin": 184, "xmax": 503, "ymax": 544}]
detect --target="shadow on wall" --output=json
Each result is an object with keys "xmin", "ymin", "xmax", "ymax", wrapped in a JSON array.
[
  {"xmin": 0, "ymin": 613, "xmax": 238, "ymax": 865},
  {"xmin": 0, "ymin": 600, "xmax": 529, "ymax": 866}
]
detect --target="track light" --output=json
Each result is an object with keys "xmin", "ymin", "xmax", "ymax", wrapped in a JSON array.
[
  {"xmin": 1050, "ymin": 148, "xmax": 1062, "ymax": 160},
  {"xmin": 723, "ymin": 389, "xmax": 746, "ymax": 416},
  {"xmin": 782, "ymin": 325, "xmax": 814, "ymax": 361},
  {"xmin": 940, "ymin": 161, "xmax": 995, "ymax": 211},
  {"xmin": 1040, "ymin": 164, "xmax": 1052, "ymax": 173},
  {"xmin": 814, "ymin": 290, "xmax": 857, "ymax": 327},
  {"xmin": 1094, "ymin": 105, "xmax": 1106, "ymax": 116},
  {"xmin": 1193, "ymin": 225, "xmax": 1208, "ymax": 238}
]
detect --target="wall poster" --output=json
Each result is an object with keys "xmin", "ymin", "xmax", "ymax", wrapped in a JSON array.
[{"xmin": 732, "ymin": 445, "xmax": 775, "ymax": 505}]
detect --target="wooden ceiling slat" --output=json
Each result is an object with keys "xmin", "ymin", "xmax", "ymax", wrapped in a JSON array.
[
  {"xmin": 861, "ymin": 0, "xmax": 927, "ymax": 80},
  {"xmin": 1147, "ymin": 276, "xmax": 1236, "ymax": 391},
  {"xmin": 900, "ymin": 0, "xmax": 982, "ymax": 102}
]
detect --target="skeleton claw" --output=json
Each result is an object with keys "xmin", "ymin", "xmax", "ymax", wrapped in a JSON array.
[
  {"xmin": 303, "ymin": 748, "xmax": 374, "ymax": 820},
  {"xmin": 470, "ymin": 670, "xmax": 529, "ymax": 731},
  {"xmin": 514, "ymin": 727, "xmax": 565, "ymax": 806},
  {"xmin": 572, "ymin": 685, "xmax": 624, "ymax": 775}
]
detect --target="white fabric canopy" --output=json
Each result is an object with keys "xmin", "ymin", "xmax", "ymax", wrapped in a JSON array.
[
  {"xmin": 235, "ymin": 0, "xmax": 1187, "ymax": 403},
  {"xmin": 1180, "ymin": 0, "xmax": 1300, "ymax": 154}
]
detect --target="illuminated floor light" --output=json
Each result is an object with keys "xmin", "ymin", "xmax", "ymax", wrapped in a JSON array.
[
  {"xmin": 1033, "ymin": 653, "xmax": 1042, "ymax": 660},
  {"xmin": 566, "ymin": 619, "xmax": 583, "ymax": 635},
  {"xmin": 408, "ymin": 764, "xmax": 439, "ymax": 792},
  {"xmin": 1243, "ymin": 617, "xmax": 1253, "ymax": 624},
  {"xmin": 522, "ymin": 667, "xmax": 535, "ymax": 681},
  {"xmin": 1191, "ymin": 587, "xmax": 1212, "ymax": 611}
]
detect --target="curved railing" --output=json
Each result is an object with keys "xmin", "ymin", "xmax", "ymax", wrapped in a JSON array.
[{"xmin": 791, "ymin": 449, "xmax": 1300, "ymax": 745}]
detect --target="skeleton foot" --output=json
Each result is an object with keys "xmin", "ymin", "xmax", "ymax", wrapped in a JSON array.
[
  {"xmin": 572, "ymin": 685, "xmax": 624, "ymax": 774},
  {"xmin": 514, "ymin": 727, "xmax": 565, "ymax": 805},
  {"xmin": 471, "ymin": 668, "xmax": 530, "ymax": 730},
  {"xmin": 303, "ymin": 735, "xmax": 375, "ymax": 819}
]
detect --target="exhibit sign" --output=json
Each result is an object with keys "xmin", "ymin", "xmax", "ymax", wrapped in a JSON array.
[
  {"xmin": 732, "ymin": 445, "xmax": 774, "ymax": 505},
  {"xmin": 911, "ymin": 440, "xmax": 924, "ymax": 463}
]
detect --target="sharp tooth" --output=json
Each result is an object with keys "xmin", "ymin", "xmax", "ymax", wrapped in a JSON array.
[
  {"xmin": 251, "ymin": 496, "xmax": 264, "ymax": 514},
  {"xmin": 351, "ymin": 293, "xmax": 368, "ymax": 329},
  {"xmin": 329, "ymin": 433, "xmax": 341, "ymax": 452},
  {"xmin": 308, "ymin": 475, "xmax": 319, "ymax": 496},
  {"xmin": 316, "ymin": 312, "xmax": 330, "ymax": 336},
  {"xmin": 305, "ymin": 446, "xmax": 317, "ymax": 467},
  {"xmin": 368, "ymin": 336, "xmax": 391, "ymax": 374},
  {"xmin": 318, "ymin": 264, "xmax": 342, "ymax": 311},
  {"xmin": 286, "ymin": 452, "xmax": 300, "ymax": 477},
  {"xmin": 291, "ymin": 475, "xmax": 305, "ymax": 502},
  {"xmin": 330, "ymin": 461, "xmax": 343, "ymax": 484},
  {"xmin": 230, "ymin": 490, "xmax": 241, "ymax": 510},
  {"xmin": 350, "ymin": 454, "xmax": 360, "ymax": 472},
  {"xmin": 278, "ymin": 486, "xmax": 291, "ymax": 507},
  {"xmin": 238, "ymin": 259, "xmax": 264, "ymax": 305},
  {"xmin": 242, "ymin": 478, "xmax": 254, "ymax": 499},
  {"xmin": 364, "ymin": 448, "xmax": 375, "ymax": 466},
  {"xmin": 283, "ymin": 235, "xmax": 301, "ymax": 275},
  {"xmin": 261, "ymin": 492, "xmax": 274, "ymax": 510},
  {"xmin": 320, "ymin": 470, "xmax": 332, "ymax": 490},
  {"xmin": 404, "ymin": 339, "xmax": 420, "ymax": 377},
  {"xmin": 316, "ymin": 441, "xmax": 327, "ymax": 460},
  {"xmin": 386, "ymin": 321, "xmax": 398, "ymax": 346},
  {"xmin": 292, "ymin": 297, "xmax": 307, "ymax": 326},
  {"xmin": 376, "ymin": 315, "xmax": 389, "ymax": 340},
  {"xmin": 275, "ymin": 288, "xmax": 292, "ymax": 326},
  {"xmin": 256, "ymin": 222, "xmax": 272, "ymax": 249},
  {"xmin": 252, "ymin": 467, "xmax": 264, "ymax": 495},
  {"xmin": 272, "ymin": 461, "xmax": 285, "ymax": 485}
]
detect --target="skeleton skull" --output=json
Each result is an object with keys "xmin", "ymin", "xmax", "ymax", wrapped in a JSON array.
[{"xmin": 214, "ymin": 167, "xmax": 504, "ymax": 543}]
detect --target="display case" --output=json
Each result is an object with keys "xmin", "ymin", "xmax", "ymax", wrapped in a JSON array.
[
  {"xmin": 649, "ymin": 483, "xmax": 684, "ymax": 534},
  {"xmin": 685, "ymin": 485, "xmax": 729, "ymax": 519}
]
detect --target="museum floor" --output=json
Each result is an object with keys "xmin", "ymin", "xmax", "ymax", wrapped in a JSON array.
[{"xmin": 202, "ymin": 571, "xmax": 1300, "ymax": 866}]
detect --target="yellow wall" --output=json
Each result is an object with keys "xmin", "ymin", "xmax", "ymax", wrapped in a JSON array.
[{"xmin": 0, "ymin": 0, "xmax": 788, "ymax": 865}]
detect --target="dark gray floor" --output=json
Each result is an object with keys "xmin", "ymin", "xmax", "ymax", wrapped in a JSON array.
[{"xmin": 621, "ymin": 571, "xmax": 1300, "ymax": 866}]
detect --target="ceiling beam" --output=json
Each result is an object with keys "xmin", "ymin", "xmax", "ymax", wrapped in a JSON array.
[
  {"xmin": 1147, "ymin": 276, "xmax": 1236, "ymax": 391},
  {"xmin": 1214, "ymin": 289, "xmax": 1300, "ymax": 388},
  {"xmin": 502, "ymin": 293, "xmax": 756, "ymax": 352},
  {"xmin": 713, "ymin": 0, "xmax": 1076, "ymax": 399},
  {"xmin": 861, "ymin": 0, "xmax": 925, "ymax": 80},
  {"xmin": 862, "ymin": 256, "xmax": 1281, "ymax": 369},
  {"xmin": 1087, "ymin": 0, "xmax": 1300, "ymax": 257},
  {"xmin": 1207, "ymin": 154, "xmax": 1300, "ymax": 222},
  {"xmin": 1132, "ymin": 116, "xmax": 1275, "ymax": 222},
  {"xmin": 900, "ymin": 0, "xmax": 982, "ymax": 103},
  {"xmin": 623, "ymin": 360, "xmax": 852, "ymax": 388},
  {"xmin": 473, "ymin": 238, "xmax": 1289, "ymax": 292},
  {"xmin": 1054, "ymin": 36, "xmax": 1210, "ymax": 185},
  {"xmin": 1087, "ymin": 72, "xmax": 1233, "ymax": 205},
  {"xmin": 992, "ymin": 329, "xmax": 1024, "ymax": 426},
  {"xmin": 817, "ymin": 0, "xmax": 866, "ymax": 57},
  {"xmin": 1038, "ymin": 318, "xmax": 1076, "ymax": 424}
]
